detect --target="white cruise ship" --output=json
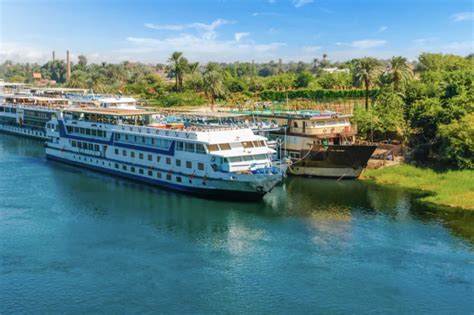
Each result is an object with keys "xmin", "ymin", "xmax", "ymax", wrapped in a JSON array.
[
  {"xmin": 45, "ymin": 107, "xmax": 283, "ymax": 199},
  {"xmin": 0, "ymin": 94, "xmax": 139, "ymax": 140},
  {"xmin": 0, "ymin": 95, "xmax": 70, "ymax": 139}
]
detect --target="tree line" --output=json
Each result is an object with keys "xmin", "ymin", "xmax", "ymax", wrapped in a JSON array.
[{"xmin": 1, "ymin": 52, "xmax": 473, "ymax": 169}]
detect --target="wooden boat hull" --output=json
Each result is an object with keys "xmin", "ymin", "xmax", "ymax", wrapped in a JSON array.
[{"xmin": 288, "ymin": 144, "xmax": 377, "ymax": 179}]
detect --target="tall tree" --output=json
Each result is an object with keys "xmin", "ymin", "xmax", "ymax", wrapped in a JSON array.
[
  {"xmin": 203, "ymin": 63, "xmax": 225, "ymax": 111},
  {"xmin": 388, "ymin": 56, "xmax": 413, "ymax": 92},
  {"xmin": 168, "ymin": 51, "xmax": 188, "ymax": 90},
  {"xmin": 353, "ymin": 57, "xmax": 382, "ymax": 110}
]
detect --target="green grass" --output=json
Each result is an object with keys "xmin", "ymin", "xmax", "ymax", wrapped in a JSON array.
[{"xmin": 362, "ymin": 164, "xmax": 474, "ymax": 210}]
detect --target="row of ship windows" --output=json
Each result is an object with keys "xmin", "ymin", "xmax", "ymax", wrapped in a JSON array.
[
  {"xmin": 66, "ymin": 126, "xmax": 107, "ymax": 138},
  {"xmin": 113, "ymin": 148, "xmax": 205, "ymax": 170},
  {"xmin": 72, "ymin": 155, "xmax": 191, "ymax": 184},
  {"xmin": 71, "ymin": 140, "xmax": 100, "ymax": 152},
  {"xmin": 114, "ymin": 133, "xmax": 172, "ymax": 149},
  {"xmin": 207, "ymin": 140, "xmax": 266, "ymax": 152}
]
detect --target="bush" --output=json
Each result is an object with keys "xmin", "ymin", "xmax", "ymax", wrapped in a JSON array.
[{"xmin": 260, "ymin": 88, "xmax": 377, "ymax": 101}]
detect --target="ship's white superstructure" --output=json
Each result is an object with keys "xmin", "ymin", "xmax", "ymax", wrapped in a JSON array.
[{"xmin": 45, "ymin": 108, "xmax": 283, "ymax": 199}]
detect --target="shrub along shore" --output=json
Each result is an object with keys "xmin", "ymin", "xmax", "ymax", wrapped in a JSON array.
[{"xmin": 361, "ymin": 164, "xmax": 474, "ymax": 211}]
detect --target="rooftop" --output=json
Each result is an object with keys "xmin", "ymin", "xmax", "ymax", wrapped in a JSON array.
[{"xmin": 65, "ymin": 107, "xmax": 155, "ymax": 116}]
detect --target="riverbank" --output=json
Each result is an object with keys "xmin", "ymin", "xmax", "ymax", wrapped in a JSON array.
[{"xmin": 361, "ymin": 164, "xmax": 474, "ymax": 211}]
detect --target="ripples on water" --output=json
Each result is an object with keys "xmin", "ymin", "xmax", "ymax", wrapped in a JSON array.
[{"xmin": 1, "ymin": 134, "xmax": 473, "ymax": 313}]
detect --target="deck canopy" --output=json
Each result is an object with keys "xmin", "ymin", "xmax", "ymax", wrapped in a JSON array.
[{"xmin": 63, "ymin": 108, "xmax": 157, "ymax": 125}]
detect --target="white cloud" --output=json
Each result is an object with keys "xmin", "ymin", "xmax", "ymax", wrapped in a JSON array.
[
  {"xmin": 122, "ymin": 35, "xmax": 285, "ymax": 62},
  {"xmin": 412, "ymin": 37, "xmax": 436, "ymax": 45},
  {"xmin": 145, "ymin": 19, "xmax": 232, "ymax": 40},
  {"xmin": 444, "ymin": 40, "xmax": 474, "ymax": 51},
  {"xmin": 451, "ymin": 12, "xmax": 474, "ymax": 22},
  {"xmin": 302, "ymin": 46, "xmax": 322, "ymax": 53},
  {"xmin": 234, "ymin": 32, "xmax": 250, "ymax": 42},
  {"xmin": 293, "ymin": 0, "xmax": 313, "ymax": 8},
  {"xmin": 376, "ymin": 26, "xmax": 388, "ymax": 33},
  {"xmin": 0, "ymin": 42, "xmax": 50, "ymax": 63},
  {"xmin": 337, "ymin": 39, "xmax": 387, "ymax": 49},
  {"xmin": 252, "ymin": 12, "xmax": 281, "ymax": 17}
]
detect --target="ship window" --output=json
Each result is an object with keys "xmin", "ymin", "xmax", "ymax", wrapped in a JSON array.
[
  {"xmin": 91, "ymin": 129, "xmax": 97, "ymax": 136},
  {"xmin": 139, "ymin": 153, "xmax": 143, "ymax": 159},
  {"xmin": 185, "ymin": 143, "xmax": 195, "ymax": 152},
  {"xmin": 289, "ymin": 152, "xmax": 301, "ymax": 159},
  {"xmin": 254, "ymin": 154, "xmax": 266, "ymax": 160},
  {"xmin": 122, "ymin": 165, "xmax": 127, "ymax": 171},
  {"xmin": 148, "ymin": 170, "xmax": 153, "ymax": 176},
  {"xmin": 115, "ymin": 133, "xmax": 120, "ymax": 140},
  {"xmin": 177, "ymin": 142, "xmax": 184, "ymax": 151},
  {"xmin": 207, "ymin": 144, "xmax": 219, "ymax": 152},
  {"xmin": 176, "ymin": 176, "xmax": 182, "ymax": 183},
  {"xmin": 186, "ymin": 161, "xmax": 192, "ymax": 168},
  {"xmin": 156, "ymin": 156, "xmax": 161, "ymax": 162},
  {"xmin": 243, "ymin": 155, "xmax": 253, "ymax": 161},
  {"xmin": 131, "ymin": 167, "xmax": 135, "ymax": 173},
  {"xmin": 166, "ymin": 157, "xmax": 171, "ymax": 165},
  {"xmin": 142, "ymin": 137, "xmax": 146, "ymax": 143},
  {"xmin": 156, "ymin": 172, "xmax": 162, "ymax": 179},
  {"xmin": 86, "ymin": 129, "xmax": 91, "ymax": 135},
  {"xmin": 134, "ymin": 136, "xmax": 137, "ymax": 142},
  {"xmin": 175, "ymin": 159, "xmax": 181, "ymax": 167},
  {"xmin": 242, "ymin": 141, "xmax": 254, "ymax": 149},
  {"xmin": 253, "ymin": 141, "xmax": 265, "ymax": 147},
  {"xmin": 125, "ymin": 135, "xmax": 129, "ymax": 141},
  {"xmin": 94, "ymin": 144, "xmax": 99, "ymax": 151},
  {"xmin": 71, "ymin": 140, "xmax": 76, "ymax": 147},
  {"xmin": 88, "ymin": 143, "xmax": 93, "ymax": 151},
  {"xmin": 130, "ymin": 151, "xmax": 135, "ymax": 158},
  {"xmin": 196, "ymin": 144, "xmax": 206, "ymax": 154},
  {"xmin": 122, "ymin": 150, "xmax": 127, "ymax": 156},
  {"xmin": 228, "ymin": 156, "xmax": 242, "ymax": 163},
  {"xmin": 166, "ymin": 174, "xmax": 172, "ymax": 181},
  {"xmin": 218, "ymin": 143, "xmax": 231, "ymax": 150},
  {"xmin": 197, "ymin": 162, "xmax": 204, "ymax": 171},
  {"xmin": 139, "ymin": 168, "xmax": 144, "ymax": 175},
  {"xmin": 66, "ymin": 126, "xmax": 72, "ymax": 133},
  {"xmin": 148, "ymin": 154, "xmax": 152, "ymax": 161},
  {"xmin": 115, "ymin": 163, "xmax": 119, "ymax": 169}
]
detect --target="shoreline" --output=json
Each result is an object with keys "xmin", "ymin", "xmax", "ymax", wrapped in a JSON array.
[{"xmin": 361, "ymin": 164, "xmax": 474, "ymax": 211}]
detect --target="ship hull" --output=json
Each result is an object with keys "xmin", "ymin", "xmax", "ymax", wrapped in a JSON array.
[
  {"xmin": 287, "ymin": 145, "xmax": 377, "ymax": 179},
  {"xmin": 0, "ymin": 123, "xmax": 47, "ymax": 140},
  {"xmin": 45, "ymin": 148, "xmax": 281, "ymax": 201}
]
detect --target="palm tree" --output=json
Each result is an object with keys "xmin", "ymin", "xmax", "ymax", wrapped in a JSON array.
[
  {"xmin": 188, "ymin": 62, "xmax": 200, "ymax": 75},
  {"xmin": 353, "ymin": 57, "xmax": 382, "ymax": 110},
  {"xmin": 168, "ymin": 51, "xmax": 188, "ymax": 90},
  {"xmin": 203, "ymin": 63, "xmax": 225, "ymax": 111},
  {"xmin": 388, "ymin": 56, "xmax": 413, "ymax": 92}
]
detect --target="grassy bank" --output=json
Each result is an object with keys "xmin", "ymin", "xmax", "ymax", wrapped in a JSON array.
[{"xmin": 362, "ymin": 165, "xmax": 474, "ymax": 210}]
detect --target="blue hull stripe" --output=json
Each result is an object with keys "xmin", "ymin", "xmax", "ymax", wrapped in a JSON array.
[{"xmin": 46, "ymin": 154, "xmax": 265, "ymax": 200}]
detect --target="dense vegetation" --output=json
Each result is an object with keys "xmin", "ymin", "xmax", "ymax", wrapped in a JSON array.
[{"xmin": 1, "ymin": 52, "xmax": 473, "ymax": 169}]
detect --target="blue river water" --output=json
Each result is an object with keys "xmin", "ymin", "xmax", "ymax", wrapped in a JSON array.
[{"xmin": 1, "ymin": 134, "xmax": 473, "ymax": 314}]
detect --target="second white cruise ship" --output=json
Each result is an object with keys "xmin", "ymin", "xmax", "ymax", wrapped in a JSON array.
[{"xmin": 45, "ymin": 107, "xmax": 283, "ymax": 199}]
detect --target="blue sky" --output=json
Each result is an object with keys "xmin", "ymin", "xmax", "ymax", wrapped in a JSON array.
[{"xmin": 0, "ymin": 0, "xmax": 472, "ymax": 64}]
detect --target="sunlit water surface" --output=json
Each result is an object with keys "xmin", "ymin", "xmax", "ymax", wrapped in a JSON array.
[{"xmin": 1, "ymin": 134, "xmax": 473, "ymax": 313}]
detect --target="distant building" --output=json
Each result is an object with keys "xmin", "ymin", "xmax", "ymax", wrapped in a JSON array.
[
  {"xmin": 32, "ymin": 72, "xmax": 42, "ymax": 82},
  {"xmin": 322, "ymin": 67, "xmax": 350, "ymax": 74}
]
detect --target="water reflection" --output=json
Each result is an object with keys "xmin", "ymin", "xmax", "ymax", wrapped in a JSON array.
[{"xmin": 2, "ymin": 133, "xmax": 474, "ymax": 245}]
